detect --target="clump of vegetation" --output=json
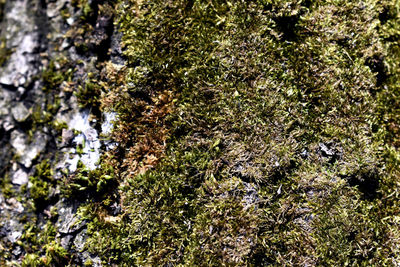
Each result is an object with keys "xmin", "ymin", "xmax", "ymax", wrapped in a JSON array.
[
  {"xmin": 74, "ymin": 72, "xmax": 103, "ymax": 116},
  {"xmin": 0, "ymin": 38, "xmax": 12, "ymax": 67},
  {"xmin": 0, "ymin": 0, "xmax": 5, "ymax": 23},
  {"xmin": 29, "ymin": 160, "xmax": 57, "ymax": 211},
  {"xmin": 3, "ymin": 0, "xmax": 399, "ymax": 265},
  {"xmin": 30, "ymin": 57, "xmax": 75, "ymax": 137},
  {"xmin": 67, "ymin": 0, "xmax": 115, "ymax": 56},
  {"xmin": 0, "ymin": 174, "xmax": 14, "ymax": 199},
  {"xmin": 63, "ymin": 157, "xmax": 116, "ymax": 199},
  {"xmin": 21, "ymin": 222, "xmax": 69, "ymax": 266},
  {"xmin": 80, "ymin": 0, "xmax": 400, "ymax": 265},
  {"xmin": 42, "ymin": 59, "xmax": 74, "ymax": 92}
]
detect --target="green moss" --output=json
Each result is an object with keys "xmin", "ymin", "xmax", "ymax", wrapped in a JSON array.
[
  {"xmin": 3, "ymin": 0, "xmax": 396, "ymax": 265},
  {"xmin": 71, "ymin": 0, "xmax": 93, "ymax": 20},
  {"xmin": 0, "ymin": 38, "xmax": 12, "ymax": 67},
  {"xmin": 84, "ymin": 259, "xmax": 93, "ymax": 266},
  {"xmin": 21, "ymin": 222, "xmax": 70, "ymax": 266},
  {"xmin": 43, "ymin": 241, "xmax": 69, "ymax": 266},
  {"xmin": 79, "ymin": 0, "xmax": 400, "ymax": 265},
  {"xmin": 51, "ymin": 120, "xmax": 68, "ymax": 133},
  {"xmin": 42, "ymin": 59, "xmax": 74, "ymax": 92},
  {"xmin": 0, "ymin": 174, "xmax": 14, "ymax": 199},
  {"xmin": 21, "ymin": 253, "xmax": 41, "ymax": 267},
  {"xmin": 75, "ymin": 75, "xmax": 102, "ymax": 109},
  {"xmin": 29, "ymin": 160, "xmax": 55, "ymax": 211},
  {"xmin": 60, "ymin": 7, "xmax": 71, "ymax": 20},
  {"xmin": 0, "ymin": 0, "xmax": 5, "ymax": 22},
  {"xmin": 63, "ymin": 159, "xmax": 116, "ymax": 199}
]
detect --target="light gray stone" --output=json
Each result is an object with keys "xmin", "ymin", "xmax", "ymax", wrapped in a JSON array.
[
  {"xmin": 10, "ymin": 130, "xmax": 47, "ymax": 168},
  {"xmin": 8, "ymin": 231, "xmax": 22, "ymax": 243},
  {"xmin": 0, "ymin": 89, "xmax": 13, "ymax": 116},
  {"xmin": 61, "ymin": 128, "xmax": 74, "ymax": 146},
  {"xmin": 10, "ymin": 130, "xmax": 27, "ymax": 155},
  {"xmin": 5, "ymin": 198, "xmax": 24, "ymax": 213},
  {"xmin": 56, "ymin": 202, "xmax": 84, "ymax": 235},
  {"xmin": 2, "ymin": 117, "xmax": 15, "ymax": 131},
  {"xmin": 0, "ymin": 0, "xmax": 39, "ymax": 87},
  {"xmin": 22, "ymin": 132, "xmax": 47, "ymax": 168},
  {"xmin": 73, "ymin": 229, "xmax": 87, "ymax": 252},
  {"xmin": 12, "ymin": 169, "xmax": 29, "ymax": 185},
  {"xmin": 11, "ymin": 102, "xmax": 30, "ymax": 122}
]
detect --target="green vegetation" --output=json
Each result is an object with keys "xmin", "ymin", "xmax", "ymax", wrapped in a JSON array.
[
  {"xmin": 29, "ymin": 160, "xmax": 56, "ymax": 211},
  {"xmin": 2, "ymin": 0, "xmax": 399, "ymax": 265},
  {"xmin": 21, "ymin": 222, "xmax": 69, "ymax": 266},
  {"xmin": 42, "ymin": 59, "xmax": 75, "ymax": 93},
  {"xmin": 63, "ymin": 158, "xmax": 116, "ymax": 198},
  {"xmin": 0, "ymin": 38, "xmax": 12, "ymax": 67},
  {"xmin": 75, "ymin": 73, "xmax": 102, "ymax": 110},
  {"xmin": 0, "ymin": 161, "xmax": 69, "ymax": 266},
  {"xmin": 0, "ymin": 0, "xmax": 5, "ymax": 23},
  {"xmin": 31, "ymin": 58, "xmax": 75, "ymax": 136},
  {"xmin": 0, "ymin": 174, "xmax": 14, "ymax": 199},
  {"xmin": 79, "ymin": 0, "xmax": 400, "ymax": 265},
  {"xmin": 67, "ymin": 0, "xmax": 115, "ymax": 54}
]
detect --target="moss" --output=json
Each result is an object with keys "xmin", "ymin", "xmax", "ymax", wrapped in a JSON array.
[
  {"xmin": 0, "ymin": 0, "xmax": 5, "ymax": 22},
  {"xmin": 74, "ymin": 74, "xmax": 102, "ymax": 110},
  {"xmin": 0, "ymin": 38, "xmax": 12, "ymax": 67},
  {"xmin": 42, "ymin": 59, "xmax": 74, "ymax": 92},
  {"xmin": 29, "ymin": 160, "xmax": 56, "ymax": 211},
  {"xmin": 21, "ymin": 222, "xmax": 70, "ymax": 266},
  {"xmin": 21, "ymin": 254, "xmax": 41, "ymax": 267},
  {"xmin": 67, "ymin": 1, "xmax": 115, "ymax": 55},
  {"xmin": 51, "ymin": 120, "xmax": 68, "ymax": 133},
  {"xmin": 32, "ymin": 58, "xmax": 74, "ymax": 135},
  {"xmin": 63, "ymin": 158, "xmax": 116, "ymax": 199},
  {"xmin": 76, "ymin": 142, "xmax": 85, "ymax": 156},
  {"xmin": 60, "ymin": 7, "xmax": 71, "ymax": 21},
  {"xmin": 43, "ymin": 241, "xmax": 69, "ymax": 266},
  {"xmin": 84, "ymin": 259, "xmax": 93, "ymax": 266},
  {"xmin": 2, "ymin": 0, "xmax": 398, "ymax": 265},
  {"xmin": 71, "ymin": 0, "xmax": 93, "ymax": 20},
  {"xmin": 0, "ymin": 174, "xmax": 14, "ymax": 199},
  {"xmin": 79, "ymin": 0, "xmax": 400, "ymax": 265}
]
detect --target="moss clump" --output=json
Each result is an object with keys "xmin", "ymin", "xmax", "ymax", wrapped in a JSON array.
[
  {"xmin": 0, "ymin": 174, "xmax": 14, "ymax": 199},
  {"xmin": 3, "ymin": 0, "xmax": 396, "ymax": 265},
  {"xmin": 74, "ymin": 72, "xmax": 102, "ymax": 112},
  {"xmin": 71, "ymin": 0, "xmax": 94, "ymax": 21},
  {"xmin": 21, "ymin": 222, "xmax": 69, "ymax": 267},
  {"xmin": 79, "ymin": 0, "xmax": 400, "ymax": 265},
  {"xmin": 67, "ymin": 1, "xmax": 115, "ymax": 56},
  {"xmin": 29, "ymin": 160, "xmax": 56, "ymax": 211},
  {"xmin": 0, "ymin": 0, "xmax": 5, "ymax": 22},
  {"xmin": 63, "ymin": 158, "xmax": 116, "ymax": 199},
  {"xmin": 21, "ymin": 253, "xmax": 41, "ymax": 267},
  {"xmin": 42, "ymin": 59, "xmax": 74, "ymax": 92},
  {"xmin": 0, "ymin": 38, "xmax": 12, "ymax": 67}
]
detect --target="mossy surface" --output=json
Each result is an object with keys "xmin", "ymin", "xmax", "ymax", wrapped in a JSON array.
[
  {"xmin": 0, "ymin": 37, "xmax": 12, "ymax": 67},
  {"xmin": 2, "ymin": 0, "xmax": 400, "ymax": 265},
  {"xmin": 74, "ymin": 0, "xmax": 400, "ymax": 265}
]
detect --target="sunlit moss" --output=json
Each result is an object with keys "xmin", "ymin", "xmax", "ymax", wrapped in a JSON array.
[
  {"xmin": 29, "ymin": 160, "xmax": 55, "ymax": 211},
  {"xmin": 3, "ymin": 0, "xmax": 399, "ymax": 265},
  {"xmin": 81, "ymin": 0, "xmax": 400, "ymax": 265}
]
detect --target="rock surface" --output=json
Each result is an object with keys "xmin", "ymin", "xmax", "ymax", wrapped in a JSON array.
[{"xmin": 0, "ymin": 0, "xmax": 118, "ymax": 264}]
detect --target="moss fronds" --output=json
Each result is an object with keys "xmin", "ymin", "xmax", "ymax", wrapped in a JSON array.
[{"xmin": 80, "ymin": 0, "xmax": 400, "ymax": 265}]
